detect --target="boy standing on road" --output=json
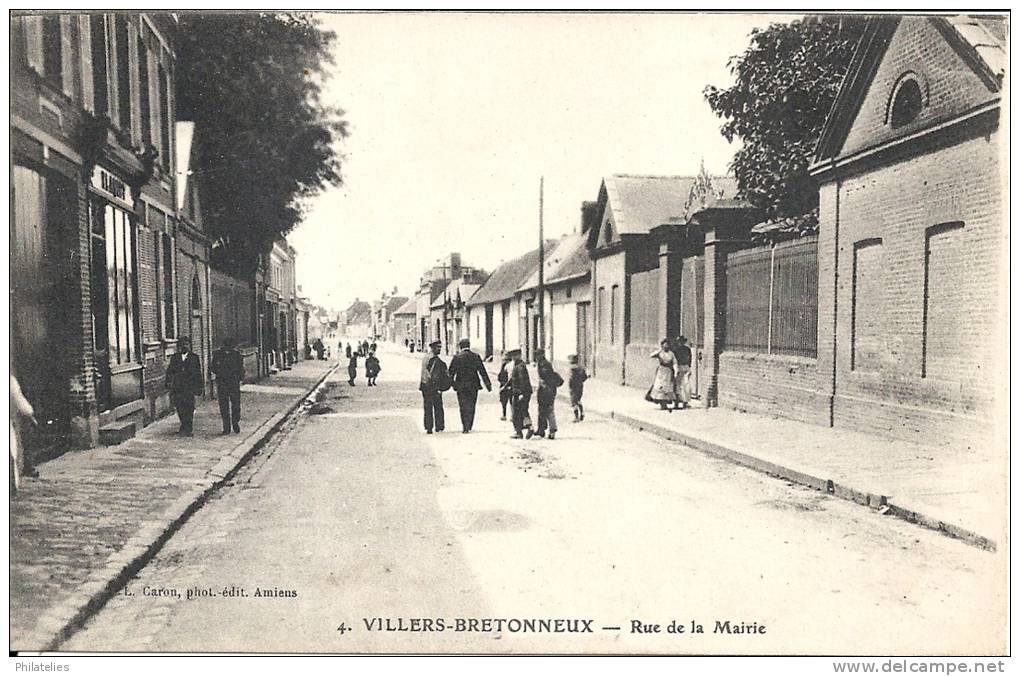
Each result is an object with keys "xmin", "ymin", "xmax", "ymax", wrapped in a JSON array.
[
  {"xmin": 497, "ymin": 352, "xmax": 514, "ymax": 421},
  {"xmin": 568, "ymin": 354, "xmax": 588, "ymax": 422},
  {"xmin": 365, "ymin": 351, "xmax": 381, "ymax": 386},
  {"xmin": 534, "ymin": 348, "xmax": 562, "ymax": 440},
  {"xmin": 508, "ymin": 348, "xmax": 534, "ymax": 440}
]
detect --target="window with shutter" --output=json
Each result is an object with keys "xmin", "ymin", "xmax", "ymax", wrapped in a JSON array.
[
  {"xmin": 41, "ymin": 16, "xmax": 62, "ymax": 86},
  {"xmin": 23, "ymin": 16, "xmax": 44, "ymax": 74},
  {"xmin": 78, "ymin": 15, "xmax": 94, "ymax": 111},
  {"xmin": 59, "ymin": 15, "xmax": 75, "ymax": 97},
  {"xmin": 91, "ymin": 15, "xmax": 110, "ymax": 117},
  {"xmin": 114, "ymin": 16, "xmax": 131, "ymax": 133}
]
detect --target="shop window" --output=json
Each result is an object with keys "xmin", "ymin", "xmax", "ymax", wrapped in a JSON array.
[{"xmin": 94, "ymin": 202, "xmax": 138, "ymax": 366}]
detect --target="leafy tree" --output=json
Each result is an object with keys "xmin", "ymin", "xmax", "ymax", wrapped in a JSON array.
[
  {"xmin": 704, "ymin": 16, "xmax": 867, "ymax": 229},
  {"xmin": 175, "ymin": 12, "xmax": 348, "ymax": 274}
]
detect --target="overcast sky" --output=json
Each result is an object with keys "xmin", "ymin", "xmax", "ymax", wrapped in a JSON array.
[{"xmin": 289, "ymin": 12, "xmax": 794, "ymax": 311}]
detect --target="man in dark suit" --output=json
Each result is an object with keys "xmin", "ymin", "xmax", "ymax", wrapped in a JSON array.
[
  {"xmin": 211, "ymin": 337, "xmax": 245, "ymax": 435},
  {"xmin": 165, "ymin": 336, "xmax": 204, "ymax": 436},
  {"xmin": 448, "ymin": 338, "xmax": 492, "ymax": 433},
  {"xmin": 419, "ymin": 339, "xmax": 448, "ymax": 434}
]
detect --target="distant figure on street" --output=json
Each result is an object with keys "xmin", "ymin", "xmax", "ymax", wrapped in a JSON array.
[
  {"xmin": 534, "ymin": 349, "xmax": 563, "ymax": 440},
  {"xmin": 448, "ymin": 338, "xmax": 492, "ymax": 433},
  {"xmin": 370, "ymin": 341, "xmax": 377, "ymax": 354},
  {"xmin": 166, "ymin": 337, "xmax": 203, "ymax": 436},
  {"xmin": 419, "ymin": 340, "xmax": 449, "ymax": 434},
  {"xmin": 646, "ymin": 338, "xmax": 679, "ymax": 412},
  {"xmin": 408, "ymin": 339, "xmax": 415, "ymax": 354},
  {"xmin": 365, "ymin": 352, "xmax": 381, "ymax": 386},
  {"xmin": 345, "ymin": 343, "xmax": 352, "ymax": 359},
  {"xmin": 568, "ymin": 354, "xmax": 588, "ymax": 422},
  {"xmin": 508, "ymin": 348, "xmax": 534, "ymax": 439},
  {"xmin": 211, "ymin": 337, "xmax": 245, "ymax": 434},
  {"xmin": 347, "ymin": 352, "xmax": 359, "ymax": 386},
  {"xmin": 497, "ymin": 352, "xmax": 514, "ymax": 421},
  {"xmin": 313, "ymin": 338, "xmax": 325, "ymax": 360},
  {"xmin": 674, "ymin": 336, "xmax": 692, "ymax": 409}
]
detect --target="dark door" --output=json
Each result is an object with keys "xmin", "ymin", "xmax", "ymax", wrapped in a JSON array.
[
  {"xmin": 484, "ymin": 305, "xmax": 494, "ymax": 358},
  {"xmin": 576, "ymin": 302, "xmax": 590, "ymax": 369},
  {"xmin": 679, "ymin": 255, "xmax": 705, "ymax": 398}
]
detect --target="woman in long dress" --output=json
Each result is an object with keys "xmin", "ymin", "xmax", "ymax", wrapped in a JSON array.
[{"xmin": 646, "ymin": 339, "xmax": 679, "ymax": 411}]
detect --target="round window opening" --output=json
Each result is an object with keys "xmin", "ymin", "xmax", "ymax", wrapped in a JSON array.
[{"xmin": 890, "ymin": 78, "xmax": 922, "ymax": 128}]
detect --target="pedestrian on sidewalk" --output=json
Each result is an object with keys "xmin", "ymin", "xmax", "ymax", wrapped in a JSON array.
[
  {"xmin": 345, "ymin": 343, "xmax": 352, "ymax": 359},
  {"xmin": 508, "ymin": 348, "xmax": 534, "ymax": 439},
  {"xmin": 646, "ymin": 338, "xmax": 679, "ymax": 412},
  {"xmin": 497, "ymin": 352, "xmax": 513, "ymax": 421},
  {"xmin": 568, "ymin": 354, "xmax": 588, "ymax": 422},
  {"xmin": 534, "ymin": 349, "xmax": 563, "ymax": 440},
  {"xmin": 419, "ymin": 340, "xmax": 449, "ymax": 434},
  {"xmin": 166, "ymin": 337, "xmax": 203, "ymax": 436},
  {"xmin": 448, "ymin": 338, "xmax": 492, "ymax": 433},
  {"xmin": 347, "ymin": 352, "xmax": 359, "ymax": 386},
  {"xmin": 674, "ymin": 335, "xmax": 692, "ymax": 409},
  {"xmin": 211, "ymin": 337, "xmax": 245, "ymax": 434},
  {"xmin": 365, "ymin": 351, "xmax": 381, "ymax": 386}
]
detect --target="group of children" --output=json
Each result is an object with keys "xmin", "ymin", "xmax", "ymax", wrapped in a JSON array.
[
  {"xmin": 345, "ymin": 343, "xmax": 381, "ymax": 386},
  {"xmin": 496, "ymin": 349, "xmax": 589, "ymax": 440}
]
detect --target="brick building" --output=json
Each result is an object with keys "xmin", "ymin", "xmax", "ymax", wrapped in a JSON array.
[
  {"xmin": 810, "ymin": 15, "xmax": 1006, "ymax": 443},
  {"xmin": 174, "ymin": 121, "xmax": 213, "ymax": 395},
  {"xmin": 11, "ymin": 12, "xmax": 180, "ymax": 451}
]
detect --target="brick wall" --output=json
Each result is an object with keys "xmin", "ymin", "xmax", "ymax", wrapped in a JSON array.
[
  {"xmin": 842, "ymin": 17, "xmax": 999, "ymax": 157},
  {"xmin": 818, "ymin": 132, "xmax": 1003, "ymax": 445},
  {"xmin": 718, "ymin": 352, "xmax": 829, "ymax": 426},
  {"xmin": 591, "ymin": 251, "xmax": 626, "ymax": 384}
]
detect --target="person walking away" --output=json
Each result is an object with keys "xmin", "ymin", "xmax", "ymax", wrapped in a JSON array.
[
  {"xmin": 10, "ymin": 374, "xmax": 36, "ymax": 491},
  {"xmin": 507, "ymin": 348, "xmax": 534, "ymax": 439},
  {"xmin": 534, "ymin": 349, "xmax": 563, "ymax": 439},
  {"xmin": 448, "ymin": 338, "xmax": 492, "ymax": 433},
  {"xmin": 675, "ymin": 335, "xmax": 693, "ymax": 410},
  {"xmin": 347, "ymin": 352, "xmax": 359, "ymax": 386},
  {"xmin": 211, "ymin": 337, "xmax": 245, "ymax": 434},
  {"xmin": 365, "ymin": 351, "xmax": 381, "ymax": 386},
  {"xmin": 166, "ymin": 337, "xmax": 204, "ymax": 435},
  {"xmin": 497, "ymin": 352, "xmax": 514, "ymax": 421},
  {"xmin": 419, "ymin": 340, "xmax": 449, "ymax": 433},
  {"xmin": 568, "ymin": 354, "xmax": 588, "ymax": 422},
  {"xmin": 645, "ymin": 338, "xmax": 679, "ymax": 412}
]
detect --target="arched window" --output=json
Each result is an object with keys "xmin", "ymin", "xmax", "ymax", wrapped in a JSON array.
[
  {"xmin": 191, "ymin": 274, "xmax": 201, "ymax": 310},
  {"xmin": 889, "ymin": 75, "xmax": 923, "ymax": 128}
]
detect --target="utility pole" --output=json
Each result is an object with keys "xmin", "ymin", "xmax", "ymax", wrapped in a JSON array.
[{"xmin": 537, "ymin": 176, "xmax": 545, "ymax": 353}]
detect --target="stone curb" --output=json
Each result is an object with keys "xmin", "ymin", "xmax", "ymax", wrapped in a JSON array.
[
  {"xmin": 476, "ymin": 360, "xmax": 996, "ymax": 551},
  {"xmin": 590, "ymin": 405, "xmax": 997, "ymax": 553},
  {"xmin": 21, "ymin": 363, "xmax": 340, "ymax": 652}
]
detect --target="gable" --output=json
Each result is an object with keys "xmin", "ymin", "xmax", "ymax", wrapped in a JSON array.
[{"xmin": 838, "ymin": 17, "xmax": 1001, "ymax": 158}]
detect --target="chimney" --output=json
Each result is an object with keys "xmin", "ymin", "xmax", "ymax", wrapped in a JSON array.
[{"xmin": 581, "ymin": 201, "xmax": 599, "ymax": 234}]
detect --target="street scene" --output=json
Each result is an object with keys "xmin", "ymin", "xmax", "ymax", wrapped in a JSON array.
[{"xmin": 9, "ymin": 11, "xmax": 1009, "ymax": 656}]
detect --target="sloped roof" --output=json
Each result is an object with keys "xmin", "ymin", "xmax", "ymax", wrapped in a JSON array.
[
  {"xmin": 603, "ymin": 175, "xmax": 703, "ymax": 236},
  {"xmin": 345, "ymin": 300, "xmax": 371, "ymax": 316},
  {"xmin": 518, "ymin": 233, "xmax": 591, "ymax": 291},
  {"xmin": 813, "ymin": 15, "xmax": 1005, "ymax": 163},
  {"xmin": 384, "ymin": 295, "xmax": 409, "ymax": 314},
  {"xmin": 430, "ymin": 278, "xmax": 481, "ymax": 309},
  {"xmin": 175, "ymin": 121, "xmax": 195, "ymax": 211},
  {"xmin": 392, "ymin": 297, "xmax": 417, "ymax": 316},
  {"xmin": 465, "ymin": 246, "xmax": 548, "ymax": 307},
  {"xmin": 942, "ymin": 15, "xmax": 1007, "ymax": 81}
]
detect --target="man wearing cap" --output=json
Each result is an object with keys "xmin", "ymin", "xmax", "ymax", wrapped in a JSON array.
[
  {"xmin": 448, "ymin": 338, "xmax": 492, "ymax": 433},
  {"xmin": 508, "ymin": 348, "xmax": 535, "ymax": 439},
  {"xmin": 419, "ymin": 339, "xmax": 448, "ymax": 434}
]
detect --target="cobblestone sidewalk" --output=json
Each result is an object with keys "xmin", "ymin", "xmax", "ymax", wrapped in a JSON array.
[{"xmin": 9, "ymin": 359, "xmax": 336, "ymax": 651}]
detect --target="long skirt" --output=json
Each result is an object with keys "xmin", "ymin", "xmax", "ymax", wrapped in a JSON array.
[{"xmin": 646, "ymin": 365, "xmax": 677, "ymax": 403}]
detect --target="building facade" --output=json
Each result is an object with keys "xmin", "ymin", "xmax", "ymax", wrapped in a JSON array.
[
  {"xmin": 11, "ymin": 12, "xmax": 180, "ymax": 451},
  {"xmin": 810, "ymin": 15, "xmax": 1006, "ymax": 444}
]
